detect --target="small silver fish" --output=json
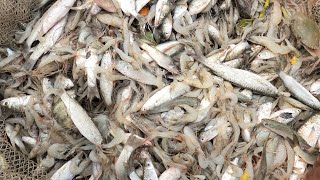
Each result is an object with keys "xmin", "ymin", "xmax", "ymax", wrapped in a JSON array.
[
  {"xmin": 279, "ymin": 71, "xmax": 320, "ymax": 110},
  {"xmin": 269, "ymin": 108, "xmax": 301, "ymax": 124},
  {"xmin": 298, "ymin": 112, "xmax": 320, "ymax": 148},
  {"xmin": 155, "ymin": 0, "xmax": 173, "ymax": 27},
  {"xmin": 198, "ymin": 59, "xmax": 278, "ymax": 96}
]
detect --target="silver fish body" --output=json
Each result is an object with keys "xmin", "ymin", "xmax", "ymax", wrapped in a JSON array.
[
  {"xmin": 298, "ymin": 113, "xmax": 320, "ymax": 148},
  {"xmin": 198, "ymin": 59, "xmax": 278, "ymax": 96},
  {"xmin": 279, "ymin": 71, "xmax": 320, "ymax": 110},
  {"xmin": 155, "ymin": 0, "xmax": 173, "ymax": 27}
]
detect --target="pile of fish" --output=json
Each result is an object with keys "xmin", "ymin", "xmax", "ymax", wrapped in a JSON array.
[{"xmin": 1, "ymin": 0, "xmax": 320, "ymax": 179}]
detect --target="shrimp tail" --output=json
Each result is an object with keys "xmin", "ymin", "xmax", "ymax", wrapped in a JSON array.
[
  {"xmin": 9, "ymin": 135, "xmax": 16, "ymax": 151},
  {"xmin": 88, "ymin": 86, "xmax": 101, "ymax": 100},
  {"xmin": 23, "ymin": 58, "xmax": 37, "ymax": 71}
]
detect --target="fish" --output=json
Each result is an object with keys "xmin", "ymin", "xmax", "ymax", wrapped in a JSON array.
[
  {"xmin": 279, "ymin": 71, "xmax": 320, "ymax": 110},
  {"xmin": 24, "ymin": 15, "xmax": 68, "ymax": 70},
  {"xmin": 143, "ymin": 152, "xmax": 158, "ymax": 180},
  {"xmin": 154, "ymin": 0, "xmax": 173, "ymax": 27},
  {"xmin": 298, "ymin": 112, "xmax": 320, "ymax": 148},
  {"xmin": 116, "ymin": 0, "xmax": 139, "ymax": 17},
  {"xmin": 141, "ymin": 81, "xmax": 190, "ymax": 112},
  {"xmin": 26, "ymin": 0, "xmax": 77, "ymax": 48},
  {"xmin": 59, "ymin": 91, "xmax": 103, "ymax": 145},
  {"xmin": 262, "ymin": 119, "xmax": 313, "ymax": 151},
  {"xmin": 2, "ymin": 0, "xmax": 320, "ymax": 179},
  {"xmin": 269, "ymin": 108, "xmax": 301, "ymax": 124},
  {"xmin": 115, "ymin": 135, "xmax": 151, "ymax": 180},
  {"xmin": 292, "ymin": 133, "xmax": 317, "ymax": 165},
  {"xmin": 139, "ymin": 41, "xmax": 179, "ymax": 74},
  {"xmin": 188, "ymin": 0, "xmax": 211, "ymax": 15},
  {"xmin": 115, "ymin": 60, "xmax": 161, "ymax": 86},
  {"xmin": 198, "ymin": 59, "xmax": 278, "ymax": 96}
]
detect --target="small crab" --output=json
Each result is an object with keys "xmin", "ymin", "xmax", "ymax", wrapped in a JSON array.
[{"xmin": 286, "ymin": 0, "xmax": 320, "ymax": 49}]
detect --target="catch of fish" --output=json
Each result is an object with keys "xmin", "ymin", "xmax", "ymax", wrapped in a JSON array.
[{"xmin": 1, "ymin": 0, "xmax": 320, "ymax": 179}]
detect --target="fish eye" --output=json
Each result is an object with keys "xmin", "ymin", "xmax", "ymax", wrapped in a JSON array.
[
  {"xmin": 86, "ymin": 52, "xmax": 91, "ymax": 59},
  {"xmin": 280, "ymin": 112, "xmax": 293, "ymax": 119}
]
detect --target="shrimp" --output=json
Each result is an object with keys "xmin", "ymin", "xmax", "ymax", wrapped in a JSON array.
[
  {"xmin": 47, "ymin": 143, "xmax": 71, "ymax": 159},
  {"xmin": 5, "ymin": 124, "xmax": 28, "ymax": 155},
  {"xmin": 24, "ymin": 15, "xmax": 68, "ymax": 70},
  {"xmin": 249, "ymin": 36, "xmax": 291, "ymax": 55},
  {"xmin": 51, "ymin": 152, "xmax": 90, "ymax": 180},
  {"xmin": 97, "ymin": 13, "xmax": 123, "ymax": 28},
  {"xmin": 93, "ymin": 0, "xmax": 116, "ymax": 12},
  {"xmin": 115, "ymin": 135, "xmax": 151, "ymax": 180},
  {"xmin": 183, "ymin": 126, "xmax": 208, "ymax": 169},
  {"xmin": 159, "ymin": 167, "xmax": 182, "ymax": 180},
  {"xmin": 84, "ymin": 46, "xmax": 101, "ymax": 100},
  {"xmin": 179, "ymin": 67, "xmax": 214, "ymax": 88},
  {"xmin": 26, "ymin": 0, "xmax": 77, "ymax": 48},
  {"xmin": 100, "ymin": 50, "xmax": 114, "ymax": 106}
]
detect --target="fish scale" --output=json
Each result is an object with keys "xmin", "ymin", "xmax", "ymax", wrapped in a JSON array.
[
  {"xmin": 279, "ymin": 71, "xmax": 320, "ymax": 110},
  {"xmin": 298, "ymin": 113, "xmax": 320, "ymax": 148},
  {"xmin": 198, "ymin": 59, "xmax": 278, "ymax": 96}
]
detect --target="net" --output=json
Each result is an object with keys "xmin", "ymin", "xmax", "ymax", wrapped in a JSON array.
[
  {"xmin": 0, "ymin": 110, "xmax": 48, "ymax": 179},
  {"xmin": 0, "ymin": 0, "xmax": 34, "ymax": 46},
  {"xmin": 0, "ymin": 1, "xmax": 49, "ymax": 178},
  {"xmin": 312, "ymin": 0, "xmax": 320, "ymax": 24}
]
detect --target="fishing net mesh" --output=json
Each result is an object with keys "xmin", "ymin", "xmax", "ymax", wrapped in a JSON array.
[
  {"xmin": 0, "ymin": 110, "xmax": 48, "ymax": 179},
  {"xmin": 312, "ymin": 0, "xmax": 320, "ymax": 24},
  {"xmin": 0, "ymin": 0, "xmax": 49, "ymax": 178},
  {"xmin": 0, "ymin": 0, "xmax": 35, "ymax": 46}
]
